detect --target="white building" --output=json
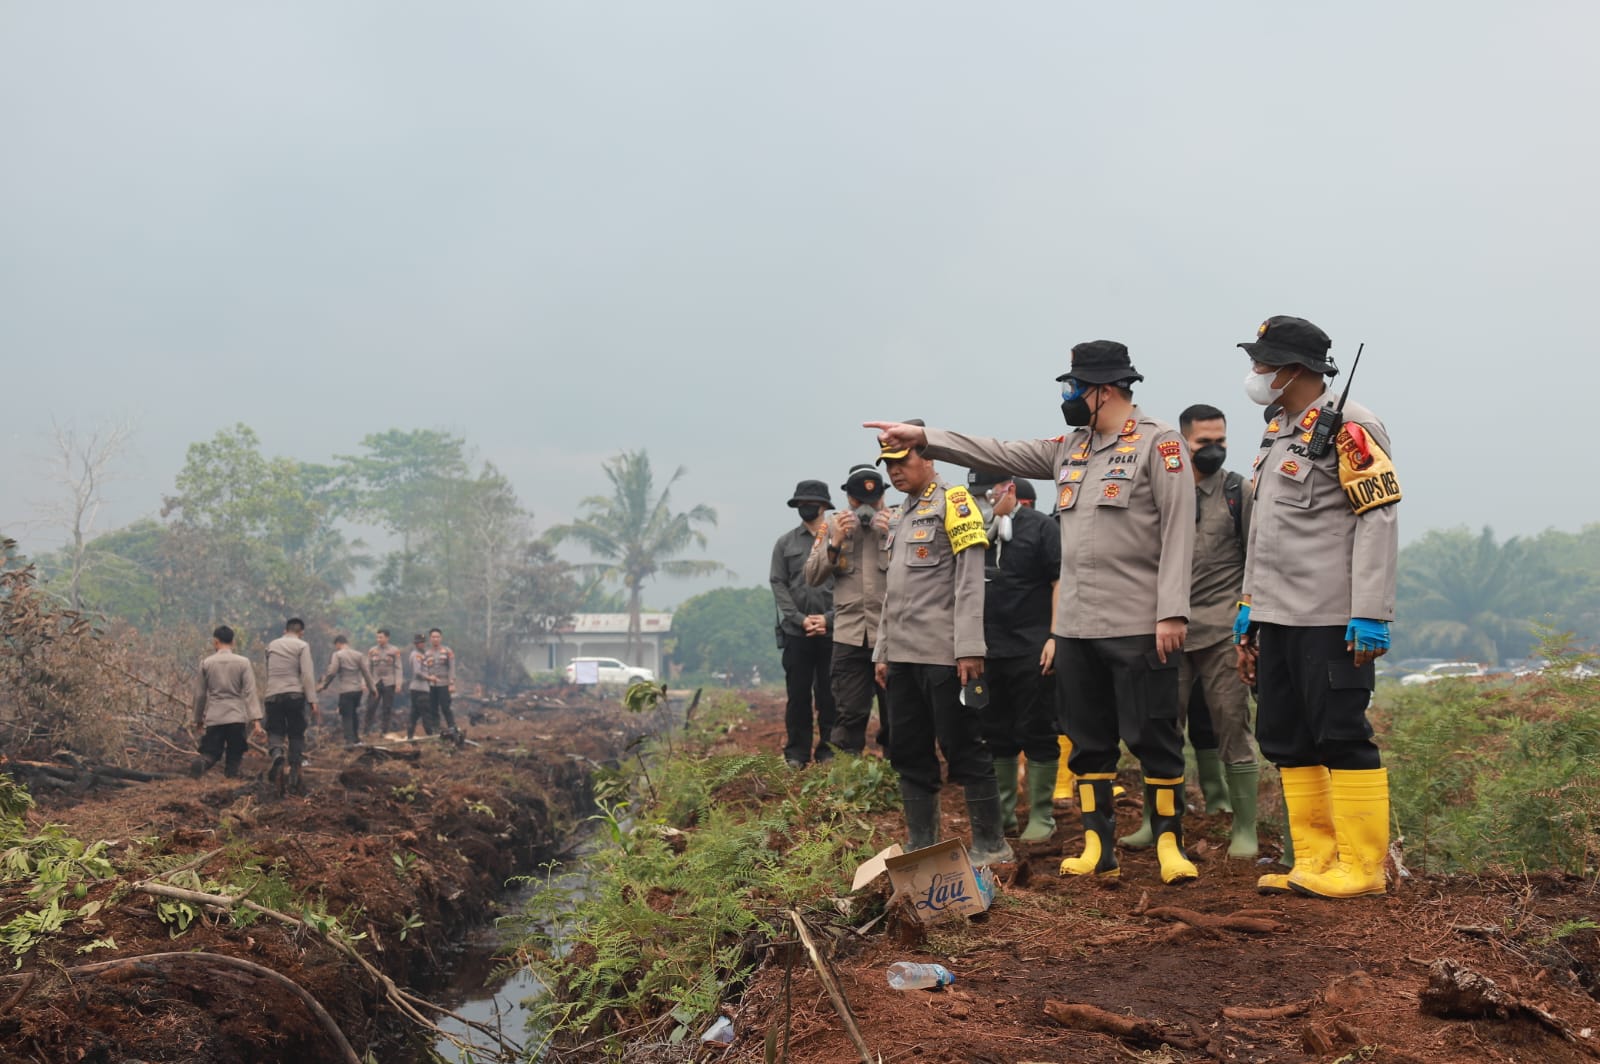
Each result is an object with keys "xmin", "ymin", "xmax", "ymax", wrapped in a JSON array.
[{"xmin": 525, "ymin": 612, "xmax": 673, "ymax": 677}]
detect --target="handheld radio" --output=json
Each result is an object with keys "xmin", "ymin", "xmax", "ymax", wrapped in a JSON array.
[{"xmin": 1305, "ymin": 342, "xmax": 1364, "ymax": 459}]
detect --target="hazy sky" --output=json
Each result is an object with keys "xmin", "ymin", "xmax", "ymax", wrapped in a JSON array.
[{"xmin": 4, "ymin": 3, "xmax": 1597, "ymax": 607}]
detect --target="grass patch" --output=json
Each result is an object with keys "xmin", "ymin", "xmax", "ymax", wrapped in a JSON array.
[{"xmin": 507, "ymin": 694, "xmax": 899, "ymax": 1051}]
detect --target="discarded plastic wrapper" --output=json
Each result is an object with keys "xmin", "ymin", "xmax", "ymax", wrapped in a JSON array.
[
  {"xmin": 851, "ymin": 839, "xmax": 998, "ymax": 924},
  {"xmin": 700, "ymin": 1015, "xmax": 734, "ymax": 1044}
]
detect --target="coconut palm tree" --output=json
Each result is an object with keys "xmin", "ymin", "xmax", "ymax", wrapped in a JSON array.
[{"xmin": 547, "ymin": 451, "xmax": 724, "ymax": 662}]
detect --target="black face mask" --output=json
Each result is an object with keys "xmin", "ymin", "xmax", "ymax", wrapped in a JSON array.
[
  {"xmin": 1060, "ymin": 397, "xmax": 1092, "ymax": 428},
  {"xmin": 1192, "ymin": 444, "xmax": 1226, "ymax": 476},
  {"xmin": 796, "ymin": 504, "xmax": 823, "ymax": 522}
]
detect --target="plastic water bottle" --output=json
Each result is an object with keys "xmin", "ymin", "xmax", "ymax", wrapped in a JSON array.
[{"xmin": 886, "ymin": 961, "xmax": 954, "ymax": 990}]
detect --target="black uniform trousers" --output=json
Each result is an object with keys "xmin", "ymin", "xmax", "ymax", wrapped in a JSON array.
[
  {"xmin": 430, "ymin": 686, "xmax": 457, "ymax": 732},
  {"xmin": 407, "ymin": 688, "xmax": 436, "ymax": 737},
  {"xmin": 198, "ymin": 722, "xmax": 248, "ymax": 777},
  {"xmin": 782, "ymin": 635, "xmax": 836, "ymax": 764},
  {"xmin": 264, "ymin": 694, "xmax": 309, "ymax": 768},
  {"xmin": 1254, "ymin": 623, "xmax": 1381, "ymax": 770},
  {"xmin": 885, "ymin": 662, "xmax": 991, "ymax": 794},
  {"xmin": 1054, "ymin": 634, "xmax": 1185, "ymax": 780},
  {"xmin": 336, "ymin": 691, "xmax": 363, "ymax": 743},
  {"xmin": 1185, "ymin": 682, "xmax": 1217, "ymax": 749},
  {"xmin": 828, "ymin": 642, "xmax": 889, "ymax": 754},
  {"xmin": 981, "ymin": 652, "xmax": 1059, "ymax": 761},
  {"xmin": 364, "ymin": 683, "xmax": 396, "ymax": 733}
]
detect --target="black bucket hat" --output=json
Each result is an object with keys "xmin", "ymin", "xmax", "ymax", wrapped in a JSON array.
[
  {"xmin": 1054, "ymin": 340, "xmax": 1145, "ymax": 387},
  {"xmin": 1238, "ymin": 315, "xmax": 1338, "ymax": 375},
  {"xmin": 786, "ymin": 479, "xmax": 833, "ymax": 508}
]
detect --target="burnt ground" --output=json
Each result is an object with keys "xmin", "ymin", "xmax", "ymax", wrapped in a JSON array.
[
  {"xmin": 722, "ymin": 694, "xmax": 1600, "ymax": 1064},
  {"xmin": 0, "ymin": 690, "xmax": 643, "ymax": 1064}
]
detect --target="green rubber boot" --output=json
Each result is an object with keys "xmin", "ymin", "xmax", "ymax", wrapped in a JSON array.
[
  {"xmin": 1195, "ymin": 748, "xmax": 1233, "ymax": 814},
  {"xmin": 1119, "ymin": 799, "xmax": 1155, "ymax": 849},
  {"xmin": 1225, "ymin": 762, "xmax": 1260, "ymax": 859},
  {"xmin": 1020, "ymin": 760, "xmax": 1058, "ymax": 843},
  {"xmin": 993, "ymin": 757, "xmax": 1021, "ymax": 836}
]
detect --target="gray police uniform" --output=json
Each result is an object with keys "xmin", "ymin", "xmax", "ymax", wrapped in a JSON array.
[
  {"xmin": 804, "ymin": 507, "xmax": 895, "ymax": 753},
  {"xmin": 1246, "ymin": 393, "xmax": 1399, "ymax": 768},
  {"xmin": 979, "ymin": 501, "xmax": 1061, "ymax": 762},
  {"xmin": 922, "ymin": 410, "xmax": 1195, "ymax": 779},
  {"xmin": 873, "ymin": 479, "xmax": 989, "ymax": 794},
  {"xmin": 1183, "ymin": 468, "xmax": 1258, "ymax": 766}
]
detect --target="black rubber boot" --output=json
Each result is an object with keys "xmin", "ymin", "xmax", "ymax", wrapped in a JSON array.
[
  {"xmin": 963, "ymin": 777, "xmax": 1016, "ymax": 867},
  {"xmin": 1059, "ymin": 775, "xmax": 1120, "ymax": 878},
  {"xmin": 901, "ymin": 785, "xmax": 940, "ymax": 851},
  {"xmin": 1147, "ymin": 778, "xmax": 1199, "ymax": 884}
]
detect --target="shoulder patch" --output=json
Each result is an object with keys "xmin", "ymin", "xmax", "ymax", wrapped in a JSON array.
[
  {"xmin": 943, "ymin": 486, "xmax": 988, "ymax": 554},
  {"xmin": 1157, "ymin": 439, "xmax": 1184, "ymax": 472},
  {"xmin": 1337, "ymin": 423, "xmax": 1401, "ymax": 514}
]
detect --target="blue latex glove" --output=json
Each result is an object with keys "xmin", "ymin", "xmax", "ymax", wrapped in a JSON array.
[
  {"xmin": 1345, "ymin": 618, "xmax": 1391, "ymax": 655},
  {"xmin": 1231, "ymin": 602, "xmax": 1252, "ymax": 644}
]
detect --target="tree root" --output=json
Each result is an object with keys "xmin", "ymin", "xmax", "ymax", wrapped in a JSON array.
[
  {"xmin": 1144, "ymin": 905, "xmax": 1288, "ymax": 935},
  {"xmin": 0, "ymin": 952, "xmax": 359, "ymax": 1064},
  {"xmin": 131, "ymin": 879, "xmax": 521, "ymax": 1060},
  {"xmin": 1221, "ymin": 1000, "xmax": 1310, "ymax": 1021},
  {"xmin": 1420, "ymin": 957, "xmax": 1600, "ymax": 1058},
  {"xmin": 1043, "ymin": 999, "xmax": 1198, "ymax": 1049}
]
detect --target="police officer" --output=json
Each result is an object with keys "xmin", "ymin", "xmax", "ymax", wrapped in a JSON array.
[
  {"xmin": 263, "ymin": 617, "xmax": 319, "ymax": 794},
  {"xmin": 1120, "ymin": 404, "xmax": 1261, "ymax": 858},
  {"xmin": 770, "ymin": 480, "xmax": 836, "ymax": 767},
  {"xmin": 191, "ymin": 625, "xmax": 265, "ymax": 779},
  {"xmin": 1234, "ymin": 316, "xmax": 1399, "ymax": 899},
  {"xmin": 967, "ymin": 468, "xmax": 1062, "ymax": 844},
  {"xmin": 804, "ymin": 464, "xmax": 894, "ymax": 755},
  {"xmin": 870, "ymin": 434, "xmax": 1012, "ymax": 866},
  {"xmin": 868, "ymin": 340, "xmax": 1198, "ymax": 885},
  {"xmin": 365, "ymin": 629, "xmax": 404, "ymax": 735},
  {"xmin": 319, "ymin": 634, "xmax": 376, "ymax": 747}
]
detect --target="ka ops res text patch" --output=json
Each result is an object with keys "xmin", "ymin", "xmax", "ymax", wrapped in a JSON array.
[
  {"xmin": 943, "ymin": 486, "xmax": 988, "ymax": 554},
  {"xmin": 1336, "ymin": 423, "xmax": 1402, "ymax": 515}
]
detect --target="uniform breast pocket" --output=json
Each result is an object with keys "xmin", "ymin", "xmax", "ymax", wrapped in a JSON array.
[
  {"xmin": 1270, "ymin": 457, "xmax": 1314, "ymax": 508},
  {"xmin": 904, "ymin": 520, "xmax": 942, "ymax": 567},
  {"xmin": 1095, "ymin": 476, "xmax": 1133, "ymax": 509}
]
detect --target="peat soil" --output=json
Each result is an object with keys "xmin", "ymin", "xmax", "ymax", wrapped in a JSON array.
[
  {"xmin": 723, "ymin": 694, "xmax": 1600, "ymax": 1064},
  {"xmin": 0, "ymin": 689, "xmax": 644, "ymax": 1063}
]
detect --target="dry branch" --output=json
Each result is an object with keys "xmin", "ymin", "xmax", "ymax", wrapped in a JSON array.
[
  {"xmin": 1144, "ymin": 906, "xmax": 1287, "ymax": 935},
  {"xmin": 788, "ymin": 909, "xmax": 872, "ymax": 1064}
]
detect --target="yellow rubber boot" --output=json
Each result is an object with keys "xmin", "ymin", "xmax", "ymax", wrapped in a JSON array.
[
  {"xmin": 1289, "ymin": 768, "xmax": 1389, "ymax": 899},
  {"xmin": 1059, "ymin": 774, "xmax": 1119, "ymax": 878},
  {"xmin": 1258, "ymin": 765, "xmax": 1336, "ymax": 894},
  {"xmin": 1147, "ymin": 777, "xmax": 1198, "ymax": 885},
  {"xmin": 1052, "ymin": 737, "xmax": 1076, "ymax": 805}
]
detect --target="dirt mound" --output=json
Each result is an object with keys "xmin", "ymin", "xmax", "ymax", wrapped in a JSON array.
[{"xmin": 0, "ymin": 691, "xmax": 642, "ymax": 1062}]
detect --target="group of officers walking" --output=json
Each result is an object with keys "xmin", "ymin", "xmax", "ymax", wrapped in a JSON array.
[
  {"xmin": 772, "ymin": 315, "xmax": 1400, "ymax": 900},
  {"xmin": 190, "ymin": 623, "xmax": 462, "ymax": 792}
]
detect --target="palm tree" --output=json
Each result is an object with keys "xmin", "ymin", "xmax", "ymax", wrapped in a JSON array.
[
  {"xmin": 1398, "ymin": 527, "xmax": 1556, "ymax": 663},
  {"xmin": 547, "ymin": 451, "xmax": 724, "ymax": 662}
]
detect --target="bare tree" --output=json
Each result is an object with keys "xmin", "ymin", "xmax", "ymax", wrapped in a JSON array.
[{"xmin": 40, "ymin": 419, "xmax": 135, "ymax": 611}]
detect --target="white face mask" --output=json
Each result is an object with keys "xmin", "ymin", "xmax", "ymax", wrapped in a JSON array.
[{"xmin": 1244, "ymin": 366, "xmax": 1290, "ymax": 406}]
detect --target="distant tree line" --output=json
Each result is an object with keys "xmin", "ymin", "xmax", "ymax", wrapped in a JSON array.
[{"xmin": 28, "ymin": 427, "xmax": 718, "ymax": 689}]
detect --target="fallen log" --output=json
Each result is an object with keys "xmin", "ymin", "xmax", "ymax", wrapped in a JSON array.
[{"xmin": 1043, "ymin": 1000, "xmax": 1197, "ymax": 1049}]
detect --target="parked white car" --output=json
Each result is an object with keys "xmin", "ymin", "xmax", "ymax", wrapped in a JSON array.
[
  {"xmin": 564, "ymin": 657, "xmax": 655, "ymax": 686},
  {"xmin": 1400, "ymin": 661, "xmax": 1488, "ymax": 686}
]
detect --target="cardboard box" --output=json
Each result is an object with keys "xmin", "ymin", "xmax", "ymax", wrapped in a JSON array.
[{"xmin": 852, "ymin": 839, "xmax": 997, "ymax": 923}]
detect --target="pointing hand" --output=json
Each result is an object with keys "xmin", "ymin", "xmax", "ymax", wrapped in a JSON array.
[{"xmin": 862, "ymin": 421, "xmax": 928, "ymax": 452}]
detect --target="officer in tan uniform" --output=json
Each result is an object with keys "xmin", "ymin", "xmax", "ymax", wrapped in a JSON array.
[
  {"xmin": 870, "ymin": 433, "xmax": 1012, "ymax": 866},
  {"xmin": 1233, "ymin": 315, "xmax": 1399, "ymax": 899},
  {"xmin": 365, "ymin": 629, "xmax": 404, "ymax": 736},
  {"xmin": 804, "ymin": 464, "xmax": 895, "ymax": 754},
  {"xmin": 868, "ymin": 340, "xmax": 1199, "ymax": 885},
  {"xmin": 320, "ymin": 634, "xmax": 376, "ymax": 747},
  {"xmin": 191, "ymin": 625, "xmax": 265, "ymax": 779}
]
